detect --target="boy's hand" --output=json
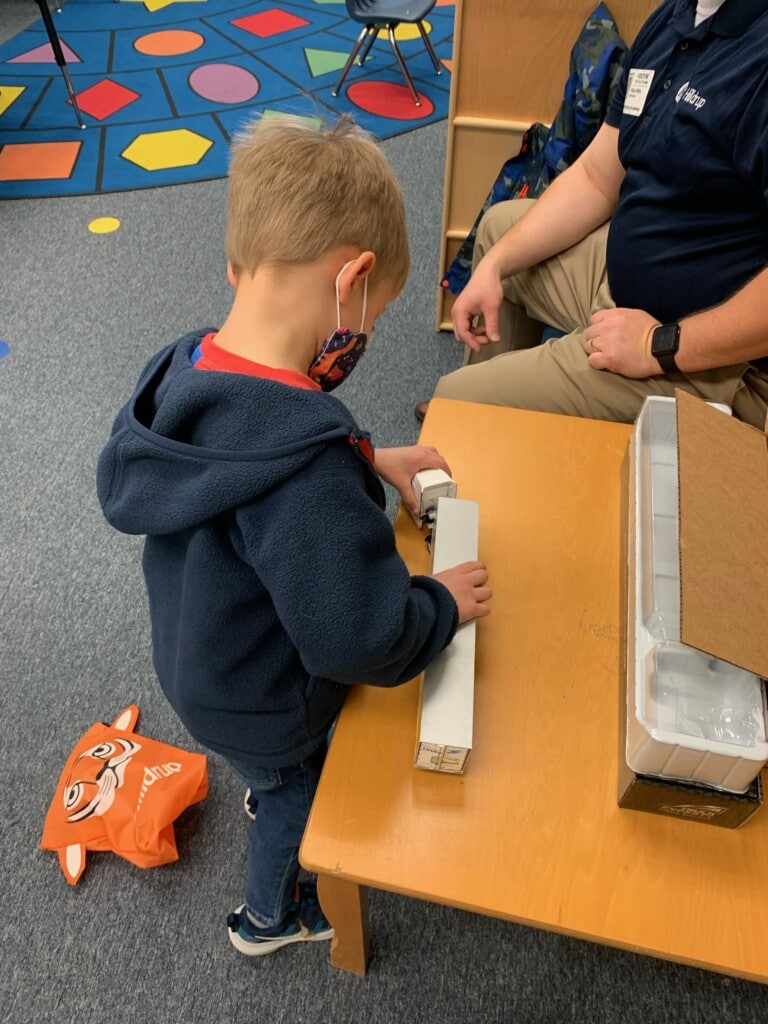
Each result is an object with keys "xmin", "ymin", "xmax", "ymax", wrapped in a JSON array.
[
  {"xmin": 433, "ymin": 561, "xmax": 492, "ymax": 624},
  {"xmin": 374, "ymin": 446, "xmax": 452, "ymax": 516}
]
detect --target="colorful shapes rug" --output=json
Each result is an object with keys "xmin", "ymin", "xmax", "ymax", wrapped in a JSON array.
[{"xmin": 0, "ymin": 0, "xmax": 454, "ymax": 198}]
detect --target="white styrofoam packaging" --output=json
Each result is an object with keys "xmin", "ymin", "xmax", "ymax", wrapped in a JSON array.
[
  {"xmin": 415, "ymin": 496, "xmax": 478, "ymax": 774},
  {"xmin": 627, "ymin": 397, "xmax": 768, "ymax": 793}
]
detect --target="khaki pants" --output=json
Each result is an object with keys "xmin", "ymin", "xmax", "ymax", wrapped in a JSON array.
[{"xmin": 435, "ymin": 199, "xmax": 768, "ymax": 428}]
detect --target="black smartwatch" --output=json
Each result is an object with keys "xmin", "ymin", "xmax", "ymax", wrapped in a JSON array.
[{"xmin": 651, "ymin": 322, "xmax": 681, "ymax": 374}]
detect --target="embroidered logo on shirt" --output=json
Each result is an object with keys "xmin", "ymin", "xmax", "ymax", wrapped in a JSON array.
[{"xmin": 675, "ymin": 81, "xmax": 706, "ymax": 110}]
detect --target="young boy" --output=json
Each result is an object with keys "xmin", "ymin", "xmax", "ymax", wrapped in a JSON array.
[{"xmin": 97, "ymin": 115, "xmax": 491, "ymax": 957}]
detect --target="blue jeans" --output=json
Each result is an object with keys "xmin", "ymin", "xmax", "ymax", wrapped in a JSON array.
[{"xmin": 226, "ymin": 742, "xmax": 327, "ymax": 927}]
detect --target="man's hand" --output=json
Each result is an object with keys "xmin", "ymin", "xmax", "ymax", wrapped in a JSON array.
[
  {"xmin": 433, "ymin": 560, "xmax": 492, "ymax": 624},
  {"xmin": 583, "ymin": 308, "xmax": 662, "ymax": 377},
  {"xmin": 451, "ymin": 260, "xmax": 505, "ymax": 351},
  {"xmin": 374, "ymin": 446, "xmax": 452, "ymax": 516}
]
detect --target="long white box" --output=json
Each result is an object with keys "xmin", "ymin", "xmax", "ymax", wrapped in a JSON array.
[{"xmin": 415, "ymin": 497, "xmax": 479, "ymax": 774}]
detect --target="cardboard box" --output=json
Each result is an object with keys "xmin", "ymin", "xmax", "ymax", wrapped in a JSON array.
[
  {"xmin": 618, "ymin": 766, "xmax": 763, "ymax": 829},
  {"xmin": 415, "ymin": 497, "xmax": 479, "ymax": 774},
  {"xmin": 674, "ymin": 391, "xmax": 768, "ymax": 677},
  {"xmin": 627, "ymin": 396, "xmax": 768, "ymax": 791},
  {"xmin": 618, "ymin": 597, "xmax": 763, "ymax": 827},
  {"xmin": 619, "ymin": 391, "xmax": 768, "ymax": 824}
]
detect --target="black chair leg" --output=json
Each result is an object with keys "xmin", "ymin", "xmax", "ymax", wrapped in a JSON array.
[
  {"xmin": 332, "ymin": 25, "xmax": 373, "ymax": 97},
  {"xmin": 33, "ymin": 0, "xmax": 85, "ymax": 127},
  {"xmin": 388, "ymin": 24, "xmax": 420, "ymax": 106},
  {"xmin": 417, "ymin": 21, "xmax": 442, "ymax": 75}
]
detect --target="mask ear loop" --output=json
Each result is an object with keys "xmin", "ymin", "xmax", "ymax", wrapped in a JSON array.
[
  {"xmin": 335, "ymin": 260, "xmax": 368, "ymax": 332},
  {"xmin": 359, "ymin": 277, "xmax": 368, "ymax": 334}
]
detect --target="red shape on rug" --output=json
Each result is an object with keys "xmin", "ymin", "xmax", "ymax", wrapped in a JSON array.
[
  {"xmin": 346, "ymin": 80, "xmax": 435, "ymax": 120},
  {"xmin": 70, "ymin": 79, "xmax": 141, "ymax": 121},
  {"xmin": 231, "ymin": 8, "xmax": 309, "ymax": 39}
]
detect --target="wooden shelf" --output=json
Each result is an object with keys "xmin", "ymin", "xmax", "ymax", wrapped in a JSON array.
[{"xmin": 437, "ymin": 0, "xmax": 656, "ymax": 329}]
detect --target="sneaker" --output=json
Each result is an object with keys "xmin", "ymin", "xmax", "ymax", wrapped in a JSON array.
[
  {"xmin": 227, "ymin": 902, "xmax": 307, "ymax": 957},
  {"xmin": 298, "ymin": 881, "xmax": 334, "ymax": 940},
  {"xmin": 243, "ymin": 789, "xmax": 258, "ymax": 821}
]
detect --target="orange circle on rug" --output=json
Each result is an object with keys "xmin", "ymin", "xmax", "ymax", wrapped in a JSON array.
[
  {"xmin": 134, "ymin": 30, "xmax": 204, "ymax": 57},
  {"xmin": 346, "ymin": 81, "xmax": 434, "ymax": 120}
]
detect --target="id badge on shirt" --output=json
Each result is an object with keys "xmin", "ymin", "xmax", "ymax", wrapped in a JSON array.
[{"xmin": 623, "ymin": 68, "xmax": 655, "ymax": 116}]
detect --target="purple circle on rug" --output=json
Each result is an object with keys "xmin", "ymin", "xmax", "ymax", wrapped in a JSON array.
[
  {"xmin": 0, "ymin": 341, "xmax": 9, "ymax": 360},
  {"xmin": 188, "ymin": 64, "xmax": 260, "ymax": 104}
]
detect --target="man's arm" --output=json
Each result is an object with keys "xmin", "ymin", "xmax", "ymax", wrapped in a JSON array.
[
  {"xmin": 584, "ymin": 266, "xmax": 768, "ymax": 377},
  {"xmin": 452, "ymin": 122, "xmax": 625, "ymax": 349},
  {"xmin": 676, "ymin": 267, "xmax": 768, "ymax": 371}
]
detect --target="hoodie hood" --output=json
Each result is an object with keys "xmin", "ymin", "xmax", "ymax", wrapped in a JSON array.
[{"xmin": 97, "ymin": 331, "xmax": 378, "ymax": 535}]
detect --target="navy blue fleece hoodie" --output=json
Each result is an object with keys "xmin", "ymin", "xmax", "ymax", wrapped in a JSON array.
[{"xmin": 97, "ymin": 331, "xmax": 458, "ymax": 766}]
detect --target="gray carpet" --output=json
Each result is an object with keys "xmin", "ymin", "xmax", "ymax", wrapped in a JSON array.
[{"xmin": 1, "ymin": 3, "xmax": 767, "ymax": 1022}]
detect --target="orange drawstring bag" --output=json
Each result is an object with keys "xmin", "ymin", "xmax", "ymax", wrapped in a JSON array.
[{"xmin": 41, "ymin": 705, "xmax": 208, "ymax": 885}]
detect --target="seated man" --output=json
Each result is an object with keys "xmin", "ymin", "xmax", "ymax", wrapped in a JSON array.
[{"xmin": 429, "ymin": 0, "xmax": 768, "ymax": 429}]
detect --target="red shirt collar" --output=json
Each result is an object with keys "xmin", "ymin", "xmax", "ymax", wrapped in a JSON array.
[{"xmin": 193, "ymin": 333, "xmax": 321, "ymax": 391}]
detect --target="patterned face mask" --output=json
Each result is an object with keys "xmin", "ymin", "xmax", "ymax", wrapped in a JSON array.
[{"xmin": 308, "ymin": 261, "xmax": 369, "ymax": 392}]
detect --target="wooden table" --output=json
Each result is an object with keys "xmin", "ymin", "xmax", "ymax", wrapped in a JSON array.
[{"xmin": 300, "ymin": 399, "xmax": 768, "ymax": 982}]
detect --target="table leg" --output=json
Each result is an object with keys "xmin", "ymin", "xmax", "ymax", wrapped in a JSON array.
[{"xmin": 316, "ymin": 874, "xmax": 370, "ymax": 974}]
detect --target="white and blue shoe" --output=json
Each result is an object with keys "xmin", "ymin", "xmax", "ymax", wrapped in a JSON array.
[{"xmin": 227, "ymin": 882, "xmax": 333, "ymax": 957}]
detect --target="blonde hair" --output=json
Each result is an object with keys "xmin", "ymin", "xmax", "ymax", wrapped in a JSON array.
[{"xmin": 226, "ymin": 114, "xmax": 410, "ymax": 291}]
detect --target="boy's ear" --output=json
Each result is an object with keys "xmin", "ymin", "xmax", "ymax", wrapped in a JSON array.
[
  {"xmin": 353, "ymin": 250, "xmax": 376, "ymax": 279},
  {"xmin": 338, "ymin": 250, "xmax": 376, "ymax": 302},
  {"xmin": 226, "ymin": 261, "xmax": 238, "ymax": 289}
]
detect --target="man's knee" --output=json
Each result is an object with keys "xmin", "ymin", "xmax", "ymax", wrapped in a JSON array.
[
  {"xmin": 431, "ymin": 338, "xmax": 656, "ymax": 422},
  {"xmin": 433, "ymin": 353, "xmax": 534, "ymax": 410},
  {"xmin": 433, "ymin": 365, "xmax": 479, "ymax": 403}
]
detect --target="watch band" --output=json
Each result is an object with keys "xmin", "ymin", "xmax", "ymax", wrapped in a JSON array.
[{"xmin": 654, "ymin": 349, "xmax": 678, "ymax": 374}]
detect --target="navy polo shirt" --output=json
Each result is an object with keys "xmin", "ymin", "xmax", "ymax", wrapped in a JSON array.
[{"xmin": 604, "ymin": 0, "xmax": 768, "ymax": 326}]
